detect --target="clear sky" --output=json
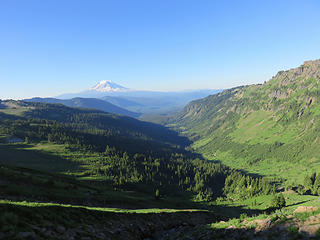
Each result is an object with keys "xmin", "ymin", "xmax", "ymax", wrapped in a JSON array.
[{"xmin": 1, "ymin": 0, "xmax": 320, "ymax": 99}]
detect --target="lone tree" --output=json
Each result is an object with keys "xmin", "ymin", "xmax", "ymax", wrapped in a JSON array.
[
  {"xmin": 155, "ymin": 189, "xmax": 160, "ymax": 200},
  {"xmin": 270, "ymin": 193, "xmax": 286, "ymax": 210}
]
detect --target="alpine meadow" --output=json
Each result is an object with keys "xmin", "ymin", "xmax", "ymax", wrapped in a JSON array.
[
  {"xmin": 168, "ymin": 60, "xmax": 320, "ymax": 186},
  {"xmin": 1, "ymin": 1, "xmax": 320, "ymax": 239}
]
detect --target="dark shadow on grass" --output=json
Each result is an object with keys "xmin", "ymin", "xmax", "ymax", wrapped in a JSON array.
[
  {"xmin": 209, "ymin": 204, "xmax": 265, "ymax": 220},
  {"xmin": 0, "ymin": 163, "xmax": 208, "ymax": 210},
  {"xmin": 0, "ymin": 201, "xmax": 218, "ymax": 239},
  {"xmin": 0, "ymin": 143, "xmax": 84, "ymax": 173},
  {"xmin": 286, "ymin": 200, "xmax": 311, "ymax": 208}
]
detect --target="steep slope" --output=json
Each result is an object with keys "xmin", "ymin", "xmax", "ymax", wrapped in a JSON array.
[
  {"xmin": 170, "ymin": 59, "xmax": 320, "ymax": 183},
  {"xmin": 24, "ymin": 97, "xmax": 140, "ymax": 118}
]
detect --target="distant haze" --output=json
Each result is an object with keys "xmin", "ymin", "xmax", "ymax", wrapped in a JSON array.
[{"xmin": 51, "ymin": 80, "xmax": 222, "ymax": 115}]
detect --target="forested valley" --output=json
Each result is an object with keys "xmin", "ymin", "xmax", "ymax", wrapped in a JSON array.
[{"xmin": 2, "ymin": 60, "xmax": 320, "ymax": 239}]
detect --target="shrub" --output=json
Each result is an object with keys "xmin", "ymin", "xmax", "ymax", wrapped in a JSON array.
[
  {"xmin": 240, "ymin": 213, "xmax": 248, "ymax": 221},
  {"xmin": 287, "ymin": 225, "xmax": 299, "ymax": 235},
  {"xmin": 270, "ymin": 193, "xmax": 286, "ymax": 210},
  {"xmin": 155, "ymin": 189, "xmax": 160, "ymax": 200}
]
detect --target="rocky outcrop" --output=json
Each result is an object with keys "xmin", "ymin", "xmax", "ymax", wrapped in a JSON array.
[
  {"xmin": 274, "ymin": 59, "xmax": 320, "ymax": 86},
  {"xmin": 155, "ymin": 213, "xmax": 320, "ymax": 239},
  {"xmin": 269, "ymin": 89, "xmax": 288, "ymax": 99}
]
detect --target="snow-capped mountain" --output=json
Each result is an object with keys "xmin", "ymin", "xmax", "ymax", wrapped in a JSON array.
[
  {"xmin": 89, "ymin": 80, "xmax": 129, "ymax": 92},
  {"xmin": 56, "ymin": 80, "xmax": 222, "ymax": 115}
]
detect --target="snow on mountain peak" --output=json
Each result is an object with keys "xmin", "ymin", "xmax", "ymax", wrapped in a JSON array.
[{"xmin": 89, "ymin": 80, "xmax": 128, "ymax": 92}]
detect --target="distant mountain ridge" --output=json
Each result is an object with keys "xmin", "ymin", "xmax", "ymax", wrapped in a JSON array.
[
  {"xmin": 24, "ymin": 97, "xmax": 140, "ymax": 118},
  {"xmin": 56, "ymin": 80, "xmax": 222, "ymax": 115},
  {"xmin": 102, "ymin": 89, "xmax": 222, "ymax": 114},
  {"xmin": 169, "ymin": 59, "xmax": 320, "ymax": 184}
]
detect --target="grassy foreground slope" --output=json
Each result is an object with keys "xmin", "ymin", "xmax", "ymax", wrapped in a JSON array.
[
  {"xmin": 169, "ymin": 59, "xmax": 320, "ymax": 184},
  {"xmin": 0, "ymin": 199, "xmax": 216, "ymax": 240}
]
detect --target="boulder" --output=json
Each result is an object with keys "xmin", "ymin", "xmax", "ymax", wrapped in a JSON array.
[{"xmin": 294, "ymin": 206, "xmax": 318, "ymax": 213}]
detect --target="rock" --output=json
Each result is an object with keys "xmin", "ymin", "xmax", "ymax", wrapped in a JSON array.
[
  {"xmin": 31, "ymin": 226, "xmax": 41, "ymax": 231},
  {"xmin": 56, "ymin": 225, "xmax": 66, "ymax": 233},
  {"xmin": 85, "ymin": 225, "xmax": 95, "ymax": 233},
  {"xmin": 96, "ymin": 233, "xmax": 106, "ymax": 239},
  {"xmin": 299, "ymin": 224, "xmax": 320, "ymax": 237},
  {"xmin": 294, "ymin": 206, "xmax": 318, "ymax": 213},
  {"xmin": 251, "ymin": 218, "xmax": 271, "ymax": 230},
  {"xmin": 306, "ymin": 215, "xmax": 320, "ymax": 224},
  {"xmin": 269, "ymin": 89, "xmax": 287, "ymax": 99},
  {"xmin": 226, "ymin": 225, "xmax": 236, "ymax": 230},
  {"xmin": 182, "ymin": 235, "xmax": 193, "ymax": 240},
  {"xmin": 64, "ymin": 230, "xmax": 77, "ymax": 240},
  {"xmin": 138, "ymin": 225, "xmax": 146, "ymax": 232},
  {"xmin": 16, "ymin": 232, "xmax": 36, "ymax": 238}
]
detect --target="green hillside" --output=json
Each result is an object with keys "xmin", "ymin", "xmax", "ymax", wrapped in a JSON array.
[
  {"xmin": 169, "ymin": 60, "xmax": 320, "ymax": 185},
  {"xmin": 0, "ymin": 100, "xmax": 189, "ymax": 153}
]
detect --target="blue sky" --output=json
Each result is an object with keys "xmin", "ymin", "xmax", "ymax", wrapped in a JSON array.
[{"xmin": 1, "ymin": 0, "xmax": 320, "ymax": 99}]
